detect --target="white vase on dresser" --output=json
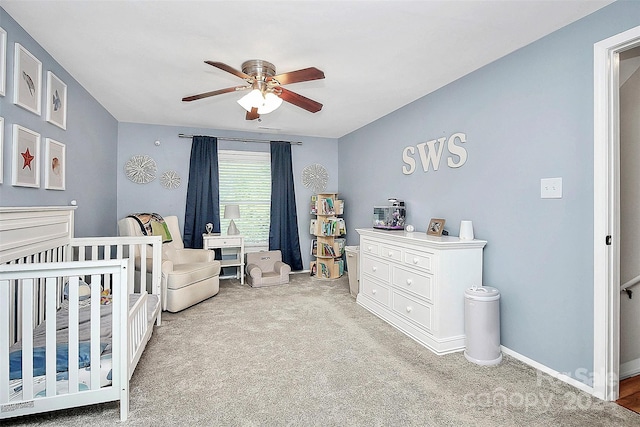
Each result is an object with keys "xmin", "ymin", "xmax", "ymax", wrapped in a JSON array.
[{"xmin": 356, "ymin": 228, "xmax": 487, "ymax": 355}]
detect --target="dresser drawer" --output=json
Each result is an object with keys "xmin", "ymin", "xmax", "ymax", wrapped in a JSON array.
[
  {"xmin": 362, "ymin": 255, "xmax": 390, "ymax": 282},
  {"xmin": 361, "ymin": 277, "xmax": 390, "ymax": 307},
  {"xmin": 206, "ymin": 237, "xmax": 242, "ymax": 248},
  {"xmin": 361, "ymin": 240, "xmax": 380, "ymax": 257},
  {"xmin": 380, "ymin": 244, "xmax": 403, "ymax": 263},
  {"xmin": 392, "ymin": 266, "xmax": 433, "ymax": 302},
  {"xmin": 404, "ymin": 249, "xmax": 433, "ymax": 272},
  {"xmin": 392, "ymin": 291, "xmax": 432, "ymax": 331}
]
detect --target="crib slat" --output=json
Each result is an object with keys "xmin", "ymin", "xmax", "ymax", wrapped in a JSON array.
[
  {"xmin": 0, "ymin": 280, "xmax": 10, "ymax": 404},
  {"xmin": 45, "ymin": 277, "xmax": 57, "ymax": 397},
  {"xmin": 68, "ymin": 277, "xmax": 79, "ymax": 394},
  {"xmin": 21, "ymin": 279, "xmax": 34, "ymax": 399},
  {"xmin": 90, "ymin": 273, "xmax": 101, "ymax": 390}
]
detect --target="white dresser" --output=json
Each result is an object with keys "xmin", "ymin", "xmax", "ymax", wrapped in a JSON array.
[{"xmin": 356, "ymin": 228, "xmax": 487, "ymax": 355}]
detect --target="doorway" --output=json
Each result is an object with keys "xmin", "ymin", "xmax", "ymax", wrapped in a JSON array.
[{"xmin": 593, "ymin": 25, "xmax": 640, "ymax": 402}]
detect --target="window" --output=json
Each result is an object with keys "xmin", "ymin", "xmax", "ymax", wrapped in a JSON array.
[{"xmin": 218, "ymin": 150, "xmax": 271, "ymax": 250}]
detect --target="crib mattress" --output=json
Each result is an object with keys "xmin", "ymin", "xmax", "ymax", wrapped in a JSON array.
[{"xmin": 8, "ymin": 292, "xmax": 158, "ymax": 401}]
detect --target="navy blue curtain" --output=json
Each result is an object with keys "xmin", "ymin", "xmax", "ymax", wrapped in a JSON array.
[
  {"xmin": 183, "ymin": 136, "xmax": 220, "ymax": 250},
  {"xmin": 269, "ymin": 141, "xmax": 303, "ymax": 271}
]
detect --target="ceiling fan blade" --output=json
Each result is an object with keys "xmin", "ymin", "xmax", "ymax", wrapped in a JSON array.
[
  {"xmin": 182, "ymin": 85, "xmax": 248, "ymax": 102},
  {"xmin": 246, "ymin": 107, "xmax": 260, "ymax": 120},
  {"xmin": 269, "ymin": 67, "xmax": 325, "ymax": 85},
  {"xmin": 278, "ymin": 87, "xmax": 323, "ymax": 113},
  {"xmin": 205, "ymin": 61, "xmax": 253, "ymax": 80}
]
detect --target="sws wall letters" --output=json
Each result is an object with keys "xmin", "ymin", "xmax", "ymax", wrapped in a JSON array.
[{"xmin": 402, "ymin": 132, "xmax": 467, "ymax": 175}]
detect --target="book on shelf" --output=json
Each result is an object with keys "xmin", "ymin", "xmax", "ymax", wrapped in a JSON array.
[
  {"xmin": 310, "ymin": 239, "xmax": 317, "ymax": 256},
  {"xmin": 321, "ymin": 197, "xmax": 335, "ymax": 215},
  {"xmin": 320, "ymin": 262, "xmax": 330, "ymax": 278},
  {"xmin": 320, "ymin": 242, "xmax": 336, "ymax": 257},
  {"xmin": 336, "ymin": 258, "xmax": 344, "ymax": 276},
  {"xmin": 310, "ymin": 261, "xmax": 317, "ymax": 277},
  {"xmin": 310, "ymin": 195, "xmax": 318, "ymax": 214}
]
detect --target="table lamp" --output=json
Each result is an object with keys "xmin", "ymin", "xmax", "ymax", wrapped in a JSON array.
[{"xmin": 224, "ymin": 204, "xmax": 240, "ymax": 235}]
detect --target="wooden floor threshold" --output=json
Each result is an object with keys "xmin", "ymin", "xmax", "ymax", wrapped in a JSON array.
[{"xmin": 617, "ymin": 375, "xmax": 640, "ymax": 414}]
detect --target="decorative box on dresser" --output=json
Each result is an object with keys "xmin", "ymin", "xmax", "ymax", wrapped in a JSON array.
[{"xmin": 356, "ymin": 228, "xmax": 487, "ymax": 355}]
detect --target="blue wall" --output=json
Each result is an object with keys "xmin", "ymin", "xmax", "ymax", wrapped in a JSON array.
[
  {"xmin": 117, "ymin": 122, "xmax": 338, "ymax": 269},
  {"xmin": 338, "ymin": 0, "xmax": 640, "ymax": 385},
  {"xmin": 3, "ymin": 1, "xmax": 640, "ymax": 387},
  {"xmin": 0, "ymin": 9, "xmax": 118, "ymax": 237}
]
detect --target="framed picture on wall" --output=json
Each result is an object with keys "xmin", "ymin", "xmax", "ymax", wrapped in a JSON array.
[
  {"xmin": 12, "ymin": 124, "xmax": 40, "ymax": 188},
  {"xmin": 427, "ymin": 218, "xmax": 446, "ymax": 236},
  {"xmin": 46, "ymin": 71, "xmax": 67, "ymax": 129},
  {"xmin": 0, "ymin": 27, "xmax": 6, "ymax": 97},
  {"xmin": 13, "ymin": 43, "xmax": 42, "ymax": 115},
  {"xmin": 45, "ymin": 138, "xmax": 65, "ymax": 190},
  {"xmin": 0, "ymin": 117, "xmax": 4, "ymax": 184}
]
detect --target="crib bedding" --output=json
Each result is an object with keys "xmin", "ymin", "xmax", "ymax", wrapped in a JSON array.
[{"xmin": 7, "ymin": 292, "xmax": 158, "ymax": 401}]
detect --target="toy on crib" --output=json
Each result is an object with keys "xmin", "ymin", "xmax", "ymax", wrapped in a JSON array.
[{"xmin": 100, "ymin": 290, "xmax": 112, "ymax": 305}]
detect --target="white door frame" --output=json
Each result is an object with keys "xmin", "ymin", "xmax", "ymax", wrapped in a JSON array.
[{"xmin": 593, "ymin": 25, "xmax": 640, "ymax": 401}]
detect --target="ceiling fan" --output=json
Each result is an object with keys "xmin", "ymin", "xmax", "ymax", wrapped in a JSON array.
[{"xmin": 182, "ymin": 60, "xmax": 325, "ymax": 120}]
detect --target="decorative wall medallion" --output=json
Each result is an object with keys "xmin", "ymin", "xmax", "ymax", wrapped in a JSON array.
[
  {"xmin": 160, "ymin": 170, "xmax": 181, "ymax": 189},
  {"xmin": 125, "ymin": 154, "xmax": 157, "ymax": 184},
  {"xmin": 302, "ymin": 163, "xmax": 328, "ymax": 193}
]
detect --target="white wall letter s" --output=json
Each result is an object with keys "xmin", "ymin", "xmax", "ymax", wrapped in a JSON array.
[
  {"xmin": 402, "ymin": 146, "xmax": 416, "ymax": 175},
  {"xmin": 447, "ymin": 132, "xmax": 467, "ymax": 168}
]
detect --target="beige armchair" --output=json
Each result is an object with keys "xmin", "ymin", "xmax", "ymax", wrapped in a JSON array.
[
  {"xmin": 118, "ymin": 215, "xmax": 221, "ymax": 312},
  {"xmin": 245, "ymin": 250, "xmax": 291, "ymax": 287}
]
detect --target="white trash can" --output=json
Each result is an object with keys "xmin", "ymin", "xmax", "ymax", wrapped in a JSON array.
[
  {"xmin": 345, "ymin": 246, "xmax": 359, "ymax": 298},
  {"xmin": 464, "ymin": 286, "xmax": 502, "ymax": 366}
]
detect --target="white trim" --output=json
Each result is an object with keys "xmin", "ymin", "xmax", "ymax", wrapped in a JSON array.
[
  {"xmin": 501, "ymin": 346, "xmax": 594, "ymax": 396},
  {"xmin": 593, "ymin": 24, "xmax": 640, "ymax": 402},
  {"xmin": 620, "ymin": 357, "xmax": 640, "ymax": 380}
]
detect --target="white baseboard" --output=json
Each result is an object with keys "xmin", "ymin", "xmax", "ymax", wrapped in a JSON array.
[
  {"xmin": 620, "ymin": 357, "xmax": 640, "ymax": 380},
  {"xmin": 501, "ymin": 346, "xmax": 595, "ymax": 396}
]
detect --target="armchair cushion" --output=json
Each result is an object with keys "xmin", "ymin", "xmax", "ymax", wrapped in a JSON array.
[
  {"xmin": 119, "ymin": 214, "xmax": 221, "ymax": 312},
  {"xmin": 245, "ymin": 250, "xmax": 291, "ymax": 287}
]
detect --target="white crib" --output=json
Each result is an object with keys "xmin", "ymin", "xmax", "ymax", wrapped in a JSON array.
[{"xmin": 0, "ymin": 206, "xmax": 162, "ymax": 421}]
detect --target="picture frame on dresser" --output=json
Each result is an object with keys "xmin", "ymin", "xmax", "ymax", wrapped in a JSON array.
[
  {"xmin": 46, "ymin": 71, "xmax": 67, "ymax": 129},
  {"xmin": 0, "ymin": 27, "xmax": 6, "ymax": 97},
  {"xmin": 14, "ymin": 43, "xmax": 42, "ymax": 115},
  {"xmin": 427, "ymin": 218, "xmax": 445, "ymax": 236},
  {"xmin": 44, "ymin": 138, "xmax": 65, "ymax": 190},
  {"xmin": 12, "ymin": 124, "xmax": 40, "ymax": 188}
]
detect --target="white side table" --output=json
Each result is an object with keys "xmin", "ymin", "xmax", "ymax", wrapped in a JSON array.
[{"xmin": 202, "ymin": 234, "xmax": 245, "ymax": 284}]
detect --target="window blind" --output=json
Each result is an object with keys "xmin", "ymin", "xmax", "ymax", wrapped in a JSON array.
[{"xmin": 218, "ymin": 150, "xmax": 271, "ymax": 247}]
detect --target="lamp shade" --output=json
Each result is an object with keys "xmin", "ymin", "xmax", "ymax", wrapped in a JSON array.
[
  {"xmin": 224, "ymin": 204, "xmax": 240, "ymax": 219},
  {"xmin": 237, "ymin": 89, "xmax": 283, "ymax": 115},
  {"xmin": 237, "ymin": 89, "xmax": 263, "ymax": 113}
]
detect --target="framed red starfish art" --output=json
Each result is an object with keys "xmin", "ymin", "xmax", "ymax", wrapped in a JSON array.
[{"xmin": 12, "ymin": 124, "xmax": 40, "ymax": 188}]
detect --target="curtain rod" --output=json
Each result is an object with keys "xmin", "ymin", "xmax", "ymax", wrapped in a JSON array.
[{"xmin": 178, "ymin": 134, "xmax": 302, "ymax": 145}]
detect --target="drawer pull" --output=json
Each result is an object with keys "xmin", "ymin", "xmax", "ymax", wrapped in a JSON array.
[
  {"xmin": 406, "ymin": 279, "xmax": 412, "ymax": 285},
  {"xmin": 367, "ymin": 246, "xmax": 373, "ymax": 252},
  {"xmin": 372, "ymin": 289, "xmax": 377, "ymax": 295},
  {"xmin": 388, "ymin": 251, "xmax": 393, "ymax": 257},
  {"xmin": 406, "ymin": 306, "xmax": 413, "ymax": 313},
  {"xmin": 413, "ymin": 257, "xmax": 419, "ymax": 264},
  {"xmin": 372, "ymin": 266, "xmax": 377, "ymax": 272}
]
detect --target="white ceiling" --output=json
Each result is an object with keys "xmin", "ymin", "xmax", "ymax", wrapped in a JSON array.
[{"xmin": 1, "ymin": 0, "xmax": 614, "ymax": 139}]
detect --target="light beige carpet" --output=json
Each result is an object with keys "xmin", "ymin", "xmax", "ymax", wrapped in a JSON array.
[{"xmin": 6, "ymin": 274, "xmax": 640, "ymax": 426}]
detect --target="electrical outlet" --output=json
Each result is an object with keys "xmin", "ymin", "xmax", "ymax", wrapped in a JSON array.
[{"xmin": 541, "ymin": 177, "xmax": 562, "ymax": 199}]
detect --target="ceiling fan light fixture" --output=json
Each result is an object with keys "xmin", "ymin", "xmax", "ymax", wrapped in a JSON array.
[
  {"xmin": 237, "ymin": 89, "xmax": 263, "ymax": 113},
  {"xmin": 237, "ymin": 88, "xmax": 282, "ymax": 115},
  {"xmin": 258, "ymin": 92, "xmax": 283, "ymax": 114}
]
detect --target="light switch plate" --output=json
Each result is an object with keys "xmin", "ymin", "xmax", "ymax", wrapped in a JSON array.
[{"xmin": 541, "ymin": 177, "xmax": 562, "ymax": 199}]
